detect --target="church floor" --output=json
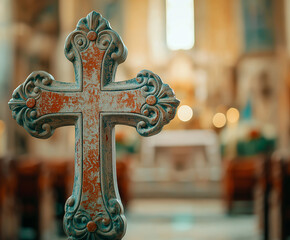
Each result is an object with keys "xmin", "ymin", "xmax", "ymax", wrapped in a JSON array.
[{"xmin": 124, "ymin": 198, "xmax": 260, "ymax": 240}]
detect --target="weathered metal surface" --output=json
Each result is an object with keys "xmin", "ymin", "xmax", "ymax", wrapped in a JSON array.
[{"xmin": 8, "ymin": 11, "xmax": 179, "ymax": 240}]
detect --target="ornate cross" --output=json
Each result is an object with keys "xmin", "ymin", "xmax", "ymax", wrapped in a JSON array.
[{"xmin": 9, "ymin": 11, "xmax": 179, "ymax": 240}]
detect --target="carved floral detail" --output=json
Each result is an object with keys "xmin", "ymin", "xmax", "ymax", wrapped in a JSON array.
[
  {"xmin": 65, "ymin": 11, "xmax": 127, "ymax": 66},
  {"xmin": 64, "ymin": 199, "xmax": 125, "ymax": 240},
  {"xmin": 136, "ymin": 70, "xmax": 180, "ymax": 136},
  {"xmin": 8, "ymin": 71, "xmax": 55, "ymax": 138},
  {"xmin": 77, "ymin": 11, "xmax": 110, "ymax": 35}
]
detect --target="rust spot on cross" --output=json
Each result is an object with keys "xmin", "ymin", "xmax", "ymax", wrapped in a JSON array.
[
  {"xmin": 87, "ymin": 221, "xmax": 98, "ymax": 232},
  {"xmin": 146, "ymin": 95, "xmax": 157, "ymax": 105},
  {"xmin": 26, "ymin": 98, "xmax": 36, "ymax": 108},
  {"xmin": 87, "ymin": 31, "xmax": 97, "ymax": 41}
]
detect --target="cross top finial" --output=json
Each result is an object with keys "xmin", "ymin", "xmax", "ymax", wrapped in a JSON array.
[
  {"xmin": 65, "ymin": 11, "xmax": 127, "ymax": 86},
  {"xmin": 9, "ymin": 11, "xmax": 180, "ymax": 240}
]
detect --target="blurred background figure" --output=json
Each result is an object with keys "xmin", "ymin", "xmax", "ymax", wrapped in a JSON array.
[{"xmin": 0, "ymin": 0, "xmax": 289, "ymax": 239}]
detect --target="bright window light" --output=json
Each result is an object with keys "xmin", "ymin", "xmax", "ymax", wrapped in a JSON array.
[{"xmin": 166, "ymin": 0, "xmax": 195, "ymax": 50}]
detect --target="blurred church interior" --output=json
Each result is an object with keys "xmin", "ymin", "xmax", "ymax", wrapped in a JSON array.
[{"xmin": 0, "ymin": 0, "xmax": 289, "ymax": 239}]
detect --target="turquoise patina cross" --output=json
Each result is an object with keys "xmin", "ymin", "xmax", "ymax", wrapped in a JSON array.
[{"xmin": 8, "ymin": 11, "xmax": 179, "ymax": 240}]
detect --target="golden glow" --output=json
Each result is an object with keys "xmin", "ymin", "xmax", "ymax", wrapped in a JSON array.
[
  {"xmin": 177, "ymin": 105, "xmax": 193, "ymax": 122},
  {"xmin": 212, "ymin": 113, "xmax": 226, "ymax": 128},
  {"xmin": 0, "ymin": 120, "xmax": 5, "ymax": 135},
  {"xmin": 166, "ymin": 0, "xmax": 195, "ymax": 50},
  {"xmin": 226, "ymin": 108, "xmax": 240, "ymax": 124}
]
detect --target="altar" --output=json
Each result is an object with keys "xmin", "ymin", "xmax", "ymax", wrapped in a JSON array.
[{"xmin": 136, "ymin": 130, "xmax": 221, "ymax": 184}]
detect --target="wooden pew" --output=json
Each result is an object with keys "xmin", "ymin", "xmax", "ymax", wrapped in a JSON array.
[
  {"xmin": 116, "ymin": 158, "xmax": 131, "ymax": 210},
  {"xmin": 269, "ymin": 155, "xmax": 290, "ymax": 240},
  {"xmin": 14, "ymin": 159, "xmax": 42, "ymax": 240},
  {"xmin": 255, "ymin": 155, "xmax": 271, "ymax": 240},
  {"xmin": 1, "ymin": 156, "xmax": 131, "ymax": 239},
  {"xmin": 255, "ymin": 154, "xmax": 290, "ymax": 240},
  {"xmin": 44, "ymin": 160, "xmax": 74, "ymax": 236},
  {"xmin": 223, "ymin": 157, "xmax": 258, "ymax": 213},
  {"xmin": 0, "ymin": 158, "xmax": 4, "ymax": 239}
]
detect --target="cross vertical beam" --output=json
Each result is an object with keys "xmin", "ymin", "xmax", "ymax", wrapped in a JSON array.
[{"xmin": 9, "ymin": 11, "xmax": 179, "ymax": 240}]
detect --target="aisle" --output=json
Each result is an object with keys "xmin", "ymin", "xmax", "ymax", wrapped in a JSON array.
[{"xmin": 124, "ymin": 199, "xmax": 259, "ymax": 240}]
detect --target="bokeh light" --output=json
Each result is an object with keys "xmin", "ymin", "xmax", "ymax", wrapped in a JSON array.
[
  {"xmin": 212, "ymin": 113, "xmax": 226, "ymax": 128},
  {"xmin": 177, "ymin": 105, "xmax": 193, "ymax": 122},
  {"xmin": 226, "ymin": 108, "xmax": 240, "ymax": 124}
]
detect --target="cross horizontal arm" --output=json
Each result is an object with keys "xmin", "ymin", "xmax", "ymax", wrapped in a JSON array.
[
  {"xmin": 102, "ymin": 70, "xmax": 180, "ymax": 136},
  {"xmin": 8, "ymin": 71, "xmax": 81, "ymax": 138}
]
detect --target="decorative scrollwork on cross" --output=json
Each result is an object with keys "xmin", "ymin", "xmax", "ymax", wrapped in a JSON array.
[
  {"xmin": 9, "ymin": 71, "xmax": 54, "ymax": 138},
  {"xmin": 64, "ymin": 199, "xmax": 124, "ymax": 240},
  {"xmin": 136, "ymin": 70, "xmax": 179, "ymax": 136}
]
